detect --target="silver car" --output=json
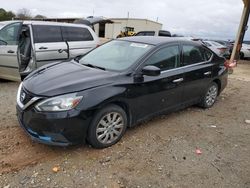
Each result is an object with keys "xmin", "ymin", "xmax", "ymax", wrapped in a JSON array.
[
  {"xmin": 202, "ymin": 40, "xmax": 229, "ymax": 57},
  {"xmin": 0, "ymin": 21, "xmax": 99, "ymax": 81}
]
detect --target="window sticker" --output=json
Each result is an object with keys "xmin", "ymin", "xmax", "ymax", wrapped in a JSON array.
[{"xmin": 130, "ymin": 43, "xmax": 148, "ymax": 48}]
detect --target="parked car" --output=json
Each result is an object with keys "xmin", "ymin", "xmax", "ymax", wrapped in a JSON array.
[
  {"xmin": 243, "ymin": 40, "xmax": 250, "ymax": 45},
  {"xmin": 202, "ymin": 40, "xmax": 230, "ymax": 58},
  {"xmin": 0, "ymin": 21, "xmax": 99, "ymax": 81},
  {"xmin": 16, "ymin": 36, "xmax": 228, "ymax": 148},
  {"xmin": 135, "ymin": 30, "xmax": 171, "ymax": 37},
  {"xmin": 240, "ymin": 43, "xmax": 250, "ymax": 59},
  {"xmin": 214, "ymin": 40, "xmax": 234, "ymax": 53}
]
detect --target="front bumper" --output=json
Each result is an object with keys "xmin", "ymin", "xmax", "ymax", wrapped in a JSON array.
[{"xmin": 16, "ymin": 105, "xmax": 92, "ymax": 146}]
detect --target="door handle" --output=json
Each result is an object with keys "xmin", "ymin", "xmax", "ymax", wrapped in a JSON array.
[
  {"xmin": 58, "ymin": 49, "xmax": 65, "ymax": 53},
  {"xmin": 204, "ymin": 71, "xmax": 212, "ymax": 76},
  {"xmin": 7, "ymin": 50, "xmax": 15, "ymax": 53},
  {"xmin": 39, "ymin": 46, "xmax": 48, "ymax": 50},
  {"xmin": 172, "ymin": 78, "xmax": 184, "ymax": 83}
]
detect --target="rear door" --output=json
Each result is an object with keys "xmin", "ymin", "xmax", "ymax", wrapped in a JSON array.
[
  {"xmin": 181, "ymin": 43, "xmax": 214, "ymax": 105},
  {"xmin": 32, "ymin": 25, "xmax": 68, "ymax": 68},
  {"xmin": 61, "ymin": 26, "xmax": 98, "ymax": 57},
  {"xmin": 0, "ymin": 22, "xmax": 22, "ymax": 81}
]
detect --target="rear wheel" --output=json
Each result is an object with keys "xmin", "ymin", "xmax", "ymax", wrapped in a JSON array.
[
  {"xmin": 87, "ymin": 105, "xmax": 127, "ymax": 148},
  {"xmin": 199, "ymin": 82, "xmax": 218, "ymax": 108},
  {"xmin": 240, "ymin": 52, "xmax": 244, "ymax": 60}
]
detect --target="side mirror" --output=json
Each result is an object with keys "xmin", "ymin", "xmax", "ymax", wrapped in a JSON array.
[{"xmin": 142, "ymin": 65, "xmax": 161, "ymax": 76}]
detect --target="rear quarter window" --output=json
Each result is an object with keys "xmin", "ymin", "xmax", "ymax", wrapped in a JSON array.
[
  {"xmin": 33, "ymin": 25, "xmax": 63, "ymax": 43},
  {"xmin": 62, "ymin": 27, "xmax": 94, "ymax": 41}
]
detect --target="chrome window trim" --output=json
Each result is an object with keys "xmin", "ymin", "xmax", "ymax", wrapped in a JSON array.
[{"xmin": 160, "ymin": 53, "xmax": 214, "ymax": 74}]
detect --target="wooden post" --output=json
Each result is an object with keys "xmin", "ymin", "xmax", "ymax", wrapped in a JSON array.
[{"xmin": 230, "ymin": 0, "xmax": 250, "ymax": 63}]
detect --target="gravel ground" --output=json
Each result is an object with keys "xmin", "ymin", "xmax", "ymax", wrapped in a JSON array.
[{"xmin": 0, "ymin": 61, "xmax": 250, "ymax": 188}]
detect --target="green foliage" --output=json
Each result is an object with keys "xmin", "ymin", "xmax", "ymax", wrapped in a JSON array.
[
  {"xmin": 34, "ymin": 14, "xmax": 47, "ymax": 19},
  {"xmin": 0, "ymin": 8, "xmax": 15, "ymax": 21}
]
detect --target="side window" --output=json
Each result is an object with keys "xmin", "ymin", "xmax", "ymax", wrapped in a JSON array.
[
  {"xmin": 0, "ymin": 23, "xmax": 21, "ymax": 45},
  {"xmin": 182, "ymin": 45, "xmax": 206, "ymax": 65},
  {"xmin": 201, "ymin": 47, "xmax": 213, "ymax": 61},
  {"xmin": 144, "ymin": 45, "xmax": 180, "ymax": 71},
  {"xmin": 136, "ymin": 32, "xmax": 154, "ymax": 36},
  {"xmin": 62, "ymin": 27, "xmax": 94, "ymax": 41},
  {"xmin": 33, "ymin": 25, "xmax": 63, "ymax": 43}
]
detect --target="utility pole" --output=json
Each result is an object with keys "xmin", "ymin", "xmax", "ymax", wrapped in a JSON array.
[
  {"xmin": 230, "ymin": 0, "xmax": 250, "ymax": 64},
  {"xmin": 126, "ymin": 11, "xmax": 129, "ymax": 27}
]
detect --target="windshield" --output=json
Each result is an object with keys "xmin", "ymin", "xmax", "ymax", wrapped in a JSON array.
[
  {"xmin": 79, "ymin": 40, "xmax": 153, "ymax": 71},
  {"xmin": 0, "ymin": 23, "xmax": 5, "ymax": 30}
]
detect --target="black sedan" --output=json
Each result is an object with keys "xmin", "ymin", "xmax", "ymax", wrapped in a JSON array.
[{"xmin": 16, "ymin": 37, "xmax": 228, "ymax": 148}]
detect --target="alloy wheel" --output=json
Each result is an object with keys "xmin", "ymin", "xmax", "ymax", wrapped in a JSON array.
[
  {"xmin": 205, "ymin": 85, "xmax": 218, "ymax": 106},
  {"xmin": 96, "ymin": 112, "xmax": 124, "ymax": 144}
]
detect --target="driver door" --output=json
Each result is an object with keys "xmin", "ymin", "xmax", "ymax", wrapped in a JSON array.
[
  {"xmin": 128, "ymin": 44, "xmax": 184, "ymax": 121},
  {"xmin": 0, "ymin": 22, "xmax": 22, "ymax": 81}
]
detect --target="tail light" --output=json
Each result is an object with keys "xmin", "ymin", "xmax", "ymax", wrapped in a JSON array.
[
  {"xmin": 218, "ymin": 48, "xmax": 227, "ymax": 54},
  {"xmin": 224, "ymin": 60, "xmax": 237, "ymax": 68}
]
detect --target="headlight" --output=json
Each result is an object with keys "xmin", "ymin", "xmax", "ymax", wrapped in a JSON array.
[{"xmin": 35, "ymin": 93, "xmax": 83, "ymax": 112}]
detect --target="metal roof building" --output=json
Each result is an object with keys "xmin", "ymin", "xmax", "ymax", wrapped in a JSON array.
[{"xmin": 103, "ymin": 18, "xmax": 162, "ymax": 39}]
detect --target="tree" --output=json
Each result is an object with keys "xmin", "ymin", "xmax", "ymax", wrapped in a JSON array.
[
  {"xmin": 16, "ymin": 8, "xmax": 32, "ymax": 20},
  {"xmin": 34, "ymin": 14, "xmax": 47, "ymax": 19},
  {"xmin": 0, "ymin": 8, "xmax": 15, "ymax": 21}
]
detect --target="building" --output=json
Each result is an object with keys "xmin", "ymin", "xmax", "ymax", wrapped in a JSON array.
[{"xmin": 102, "ymin": 18, "xmax": 162, "ymax": 39}]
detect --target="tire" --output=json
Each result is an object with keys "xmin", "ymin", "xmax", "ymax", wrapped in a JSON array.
[
  {"xmin": 87, "ymin": 105, "xmax": 127, "ymax": 148},
  {"xmin": 20, "ymin": 75, "xmax": 26, "ymax": 81},
  {"xmin": 116, "ymin": 34, "xmax": 122, "ymax": 38},
  {"xmin": 199, "ymin": 82, "xmax": 218, "ymax": 108},
  {"xmin": 240, "ymin": 52, "xmax": 244, "ymax": 60}
]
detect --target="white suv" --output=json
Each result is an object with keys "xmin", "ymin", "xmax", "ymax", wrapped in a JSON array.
[
  {"xmin": 240, "ymin": 43, "xmax": 250, "ymax": 59},
  {"xmin": 0, "ymin": 21, "xmax": 99, "ymax": 81}
]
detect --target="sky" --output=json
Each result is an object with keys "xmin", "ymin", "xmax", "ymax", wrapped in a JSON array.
[{"xmin": 1, "ymin": 0, "xmax": 249, "ymax": 40}]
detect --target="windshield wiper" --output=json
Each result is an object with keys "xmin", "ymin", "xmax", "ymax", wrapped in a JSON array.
[{"xmin": 82, "ymin": 63, "xmax": 106, "ymax": 71}]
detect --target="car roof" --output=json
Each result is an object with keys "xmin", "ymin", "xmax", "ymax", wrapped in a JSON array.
[
  {"xmin": 0, "ymin": 20, "xmax": 18, "ymax": 24},
  {"xmin": 118, "ymin": 36, "xmax": 199, "ymax": 46},
  {"xmin": 0, "ymin": 20, "xmax": 91, "ymax": 29},
  {"xmin": 23, "ymin": 20, "xmax": 92, "ymax": 28}
]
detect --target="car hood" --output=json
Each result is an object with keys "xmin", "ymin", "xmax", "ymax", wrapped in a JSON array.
[{"xmin": 23, "ymin": 61, "xmax": 118, "ymax": 97}]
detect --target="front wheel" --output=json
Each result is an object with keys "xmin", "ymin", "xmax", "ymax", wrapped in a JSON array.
[
  {"xmin": 199, "ymin": 82, "xmax": 218, "ymax": 108},
  {"xmin": 87, "ymin": 105, "xmax": 127, "ymax": 148}
]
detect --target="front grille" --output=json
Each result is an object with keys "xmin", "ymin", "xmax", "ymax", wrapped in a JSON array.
[{"xmin": 20, "ymin": 87, "xmax": 34, "ymax": 105}]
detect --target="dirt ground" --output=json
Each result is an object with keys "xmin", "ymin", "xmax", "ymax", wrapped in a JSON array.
[{"xmin": 0, "ymin": 61, "xmax": 250, "ymax": 188}]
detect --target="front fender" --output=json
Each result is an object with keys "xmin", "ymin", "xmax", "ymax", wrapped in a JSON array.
[{"xmin": 76, "ymin": 85, "xmax": 128, "ymax": 111}]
